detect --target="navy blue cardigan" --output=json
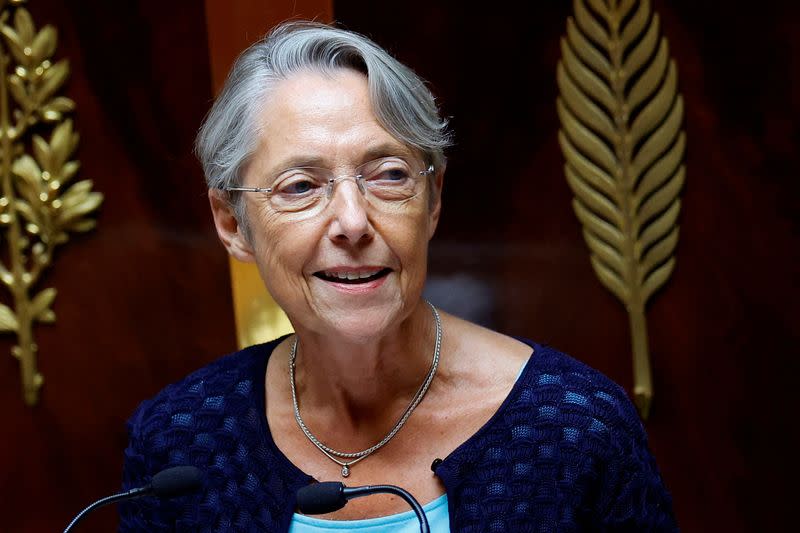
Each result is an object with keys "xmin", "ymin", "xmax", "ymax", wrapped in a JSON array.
[{"xmin": 120, "ymin": 338, "xmax": 677, "ymax": 531}]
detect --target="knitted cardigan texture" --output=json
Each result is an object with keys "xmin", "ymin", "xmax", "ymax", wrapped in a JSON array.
[{"xmin": 119, "ymin": 338, "xmax": 677, "ymax": 532}]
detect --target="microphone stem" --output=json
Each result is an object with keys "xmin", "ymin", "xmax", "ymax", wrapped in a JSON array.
[
  {"xmin": 63, "ymin": 487, "xmax": 149, "ymax": 533},
  {"xmin": 344, "ymin": 484, "xmax": 430, "ymax": 533}
]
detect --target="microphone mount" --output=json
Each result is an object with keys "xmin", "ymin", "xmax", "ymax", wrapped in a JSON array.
[
  {"xmin": 63, "ymin": 465, "xmax": 203, "ymax": 533},
  {"xmin": 296, "ymin": 481, "xmax": 430, "ymax": 533}
]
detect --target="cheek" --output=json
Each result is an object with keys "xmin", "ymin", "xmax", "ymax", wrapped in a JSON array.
[
  {"xmin": 247, "ymin": 204, "xmax": 280, "ymax": 255},
  {"xmin": 247, "ymin": 204, "xmax": 315, "ymax": 283},
  {"xmin": 382, "ymin": 208, "xmax": 432, "ymax": 271}
]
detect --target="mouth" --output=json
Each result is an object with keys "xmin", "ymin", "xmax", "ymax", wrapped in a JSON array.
[{"xmin": 314, "ymin": 268, "xmax": 392, "ymax": 285}]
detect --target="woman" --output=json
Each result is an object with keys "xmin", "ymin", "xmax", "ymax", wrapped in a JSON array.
[{"xmin": 120, "ymin": 21, "xmax": 676, "ymax": 532}]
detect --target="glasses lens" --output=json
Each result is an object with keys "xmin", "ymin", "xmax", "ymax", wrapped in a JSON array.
[
  {"xmin": 360, "ymin": 157, "xmax": 422, "ymax": 201},
  {"xmin": 268, "ymin": 168, "xmax": 328, "ymax": 213}
]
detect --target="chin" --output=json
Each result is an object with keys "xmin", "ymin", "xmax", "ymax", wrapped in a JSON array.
[{"xmin": 314, "ymin": 300, "xmax": 408, "ymax": 344}]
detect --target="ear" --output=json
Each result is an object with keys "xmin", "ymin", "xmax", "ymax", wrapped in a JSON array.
[
  {"xmin": 427, "ymin": 165, "xmax": 444, "ymax": 240},
  {"xmin": 208, "ymin": 189, "xmax": 255, "ymax": 263}
]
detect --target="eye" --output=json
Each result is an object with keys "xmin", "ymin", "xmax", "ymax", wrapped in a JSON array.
[
  {"xmin": 272, "ymin": 169, "xmax": 324, "ymax": 196},
  {"xmin": 282, "ymin": 179, "xmax": 315, "ymax": 195},
  {"xmin": 364, "ymin": 159, "xmax": 413, "ymax": 183},
  {"xmin": 380, "ymin": 167, "xmax": 411, "ymax": 181}
]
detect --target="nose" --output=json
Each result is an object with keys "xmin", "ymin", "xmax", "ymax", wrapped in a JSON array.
[{"xmin": 325, "ymin": 177, "xmax": 374, "ymax": 244}]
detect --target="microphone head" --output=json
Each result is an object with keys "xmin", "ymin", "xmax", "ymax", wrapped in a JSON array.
[
  {"xmin": 150, "ymin": 466, "xmax": 203, "ymax": 499},
  {"xmin": 296, "ymin": 481, "xmax": 347, "ymax": 514}
]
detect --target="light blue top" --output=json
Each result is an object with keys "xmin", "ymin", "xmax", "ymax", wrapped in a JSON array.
[{"xmin": 289, "ymin": 493, "xmax": 449, "ymax": 532}]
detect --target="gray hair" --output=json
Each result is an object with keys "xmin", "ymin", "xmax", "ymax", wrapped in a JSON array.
[{"xmin": 196, "ymin": 21, "xmax": 452, "ymax": 226}]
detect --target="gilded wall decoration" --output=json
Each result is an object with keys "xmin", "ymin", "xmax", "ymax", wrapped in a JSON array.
[
  {"xmin": 556, "ymin": 0, "xmax": 685, "ymax": 418},
  {"xmin": 0, "ymin": 0, "xmax": 103, "ymax": 406},
  {"xmin": 229, "ymin": 257, "xmax": 292, "ymax": 349}
]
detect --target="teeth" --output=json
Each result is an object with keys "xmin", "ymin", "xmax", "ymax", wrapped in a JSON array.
[{"xmin": 323, "ymin": 269, "xmax": 382, "ymax": 280}]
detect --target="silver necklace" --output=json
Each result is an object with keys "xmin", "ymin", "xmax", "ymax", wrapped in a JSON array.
[{"xmin": 289, "ymin": 301, "xmax": 442, "ymax": 478}]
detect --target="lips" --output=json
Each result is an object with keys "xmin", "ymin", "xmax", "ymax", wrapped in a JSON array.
[{"xmin": 314, "ymin": 267, "xmax": 392, "ymax": 284}]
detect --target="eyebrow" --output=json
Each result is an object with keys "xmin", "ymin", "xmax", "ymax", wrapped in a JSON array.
[{"xmin": 268, "ymin": 142, "xmax": 415, "ymax": 176}]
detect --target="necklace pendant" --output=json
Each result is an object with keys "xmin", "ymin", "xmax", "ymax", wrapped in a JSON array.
[{"xmin": 341, "ymin": 465, "xmax": 350, "ymax": 477}]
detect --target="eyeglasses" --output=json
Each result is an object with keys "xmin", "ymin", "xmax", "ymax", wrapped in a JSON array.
[{"xmin": 224, "ymin": 156, "xmax": 434, "ymax": 218}]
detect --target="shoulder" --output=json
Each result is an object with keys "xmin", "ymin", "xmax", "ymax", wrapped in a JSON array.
[
  {"xmin": 130, "ymin": 340, "xmax": 277, "ymax": 427},
  {"xmin": 120, "ymin": 336, "xmax": 309, "ymax": 530},
  {"xmin": 439, "ymin": 337, "xmax": 676, "ymax": 529},
  {"xmin": 440, "ymin": 313, "xmax": 642, "ymax": 446},
  {"xmin": 514, "ymin": 341, "xmax": 645, "ymax": 450},
  {"xmin": 517, "ymin": 343, "xmax": 676, "ymax": 528},
  {"xmin": 124, "ymin": 337, "xmax": 284, "ymax": 472}
]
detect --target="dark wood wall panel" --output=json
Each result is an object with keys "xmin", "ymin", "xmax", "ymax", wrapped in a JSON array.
[
  {"xmin": 0, "ymin": 2, "xmax": 235, "ymax": 531},
  {"xmin": 333, "ymin": 1, "xmax": 799, "ymax": 531},
  {"xmin": 3, "ymin": 1, "xmax": 797, "ymax": 531}
]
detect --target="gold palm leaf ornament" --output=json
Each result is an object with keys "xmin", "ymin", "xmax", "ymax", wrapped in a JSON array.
[
  {"xmin": 556, "ymin": 0, "xmax": 685, "ymax": 419},
  {"xmin": 0, "ymin": 0, "xmax": 103, "ymax": 406}
]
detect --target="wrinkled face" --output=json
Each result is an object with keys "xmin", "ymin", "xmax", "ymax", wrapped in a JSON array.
[{"xmin": 219, "ymin": 69, "xmax": 441, "ymax": 342}]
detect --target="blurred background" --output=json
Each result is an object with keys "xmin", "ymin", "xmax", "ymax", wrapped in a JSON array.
[{"xmin": 0, "ymin": 0, "xmax": 797, "ymax": 531}]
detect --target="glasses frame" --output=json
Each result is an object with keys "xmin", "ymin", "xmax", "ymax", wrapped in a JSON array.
[{"xmin": 223, "ymin": 158, "xmax": 434, "ymax": 199}]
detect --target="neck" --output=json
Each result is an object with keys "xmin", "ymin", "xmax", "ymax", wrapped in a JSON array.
[{"xmin": 291, "ymin": 301, "xmax": 438, "ymax": 427}]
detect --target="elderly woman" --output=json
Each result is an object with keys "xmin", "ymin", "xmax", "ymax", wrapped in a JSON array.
[{"xmin": 120, "ymin": 21, "xmax": 676, "ymax": 532}]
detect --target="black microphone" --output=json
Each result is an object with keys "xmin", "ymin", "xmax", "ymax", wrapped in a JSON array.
[
  {"xmin": 63, "ymin": 465, "xmax": 203, "ymax": 533},
  {"xmin": 296, "ymin": 481, "xmax": 430, "ymax": 533}
]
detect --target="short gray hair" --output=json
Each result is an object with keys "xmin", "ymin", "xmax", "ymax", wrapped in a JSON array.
[{"xmin": 196, "ymin": 21, "xmax": 452, "ymax": 224}]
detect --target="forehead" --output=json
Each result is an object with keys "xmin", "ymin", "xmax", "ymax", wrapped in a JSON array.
[{"xmin": 253, "ymin": 70, "xmax": 409, "ymax": 169}]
